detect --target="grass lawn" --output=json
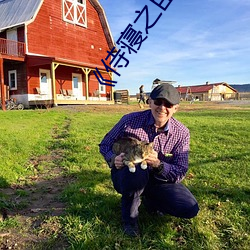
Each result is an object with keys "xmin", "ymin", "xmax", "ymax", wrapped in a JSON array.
[{"xmin": 0, "ymin": 103, "xmax": 249, "ymax": 249}]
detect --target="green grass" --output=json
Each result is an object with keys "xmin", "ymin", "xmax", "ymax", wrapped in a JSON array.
[
  {"xmin": 0, "ymin": 106, "xmax": 249, "ymax": 249},
  {"xmin": 0, "ymin": 110, "xmax": 68, "ymax": 185}
]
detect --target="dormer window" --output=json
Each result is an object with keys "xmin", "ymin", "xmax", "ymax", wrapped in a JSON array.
[{"xmin": 63, "ymin": 0, "xmax": 87, "ymax": 27}]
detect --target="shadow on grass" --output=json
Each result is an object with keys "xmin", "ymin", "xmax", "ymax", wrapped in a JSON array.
[
  {"xmin": 61, "ymin": 168, "xmax": 208, "ymax": 249},
  {"xmin": 0, "ymin": 177, "xmax": 9, "ymax": 189}
]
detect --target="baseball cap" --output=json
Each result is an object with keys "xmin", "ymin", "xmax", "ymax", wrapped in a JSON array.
[{"xmin": 150, "ymin": 83, "xmax": 180, "ymax": 105}]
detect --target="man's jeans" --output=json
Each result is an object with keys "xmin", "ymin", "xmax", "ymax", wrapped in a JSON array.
[{"xmin": 111, "ymin": 166, "xmax": 199, "ymax": 225}]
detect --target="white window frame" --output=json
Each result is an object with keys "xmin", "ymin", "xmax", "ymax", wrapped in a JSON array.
[
  {"xmin": 8, "ymin": 70, "xmax": 17, "ymax": 90},
  {"xmin": 62, "ymin": 0, "xmax": 87, "ymax": 27},
  {"xmin": 99, "ymin": 84, "xmax": 106, "ymax": 94}
]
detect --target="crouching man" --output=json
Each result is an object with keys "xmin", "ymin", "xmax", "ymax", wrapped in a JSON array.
[{"xmin": 99, "ymin": 84, "xmax": 199, "ymax": 237}]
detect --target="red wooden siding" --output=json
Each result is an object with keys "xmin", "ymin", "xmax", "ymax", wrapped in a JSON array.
[
  {"xmin": 27, "ymin": 65, "xmax": 48, "ymax": 94},
  {"xmin": 55, "ymin": 66, "xmax": 86, "ymax": 96},
  {"xmin": 89, "ymin": 73, "xmax": 99, "ymax": 96},
  {"xmin": 88, "ymin": 72, "xmax": 111, "ymax": 97},
  {"xmin": 26, "ymin": 0, "xmax": 110, "ymax": 67}
]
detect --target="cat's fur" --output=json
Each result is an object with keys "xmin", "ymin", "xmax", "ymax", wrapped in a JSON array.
[{"xmin": 112, "ymin": 137, "xmax": 154, "ymax": 173}]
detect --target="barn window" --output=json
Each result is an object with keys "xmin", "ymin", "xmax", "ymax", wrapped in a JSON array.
[
  {"xmin": 99, "ymin": 84, "xmax": 106, "ymax": 94},
  {"xmin": 63, "ymin": 0, "xmax": 87, "ymax": 27},
  {"xmin": 8, "ymin": 70, "xmax": 17, "ymax": 90},
  {"xmin": 40, "ymin": 73, "xmax": 47, "ymax": 83}
]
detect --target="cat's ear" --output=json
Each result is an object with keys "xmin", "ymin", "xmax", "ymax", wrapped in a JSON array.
[{"xmin": 146, "ymin": 142, "xmax": 154, "ymax": 147}]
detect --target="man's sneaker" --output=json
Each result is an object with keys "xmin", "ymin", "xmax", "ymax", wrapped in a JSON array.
[{"xmin": 123, "ymin": 222, "xmax": 140, "ymax": 237}]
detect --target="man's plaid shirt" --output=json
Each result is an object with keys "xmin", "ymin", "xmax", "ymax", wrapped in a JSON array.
[{"xmin": 99, "ymin": 109, "xmax": 190, "ymax": 183}]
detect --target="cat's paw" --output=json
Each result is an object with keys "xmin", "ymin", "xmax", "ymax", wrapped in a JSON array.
[
  {"xmin": 129, "ymin": 167, "xmax": 136, "ymax": 173},
  {"xmin": 140, "ymin": 163, "xmax": 147, "ymax": 170}
]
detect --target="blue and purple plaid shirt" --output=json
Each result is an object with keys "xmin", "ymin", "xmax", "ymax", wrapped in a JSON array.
[{"xmin": 99, "ymin": 109, "xmax": 190, "ymax": 183}]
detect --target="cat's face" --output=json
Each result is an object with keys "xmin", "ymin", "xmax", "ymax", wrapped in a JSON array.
[{"xmin": 139, "ymin": 142, "xmax": 154, "ymax": 158}]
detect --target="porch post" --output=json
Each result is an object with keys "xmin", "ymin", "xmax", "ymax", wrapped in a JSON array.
[
  {"xmin": 108, "ymin": 72, "xmax": 114, "ymax": 101},
  {"xmin": 51, "ymin": 62, "xmax": 57, "ymax": 106},
  {"xmin": 82, "ymin": 68, "xmax": 90, "ymax": 100},
  {"xmin": 0, "ymin": 58, "xmax": 5, "ymax": 111}
]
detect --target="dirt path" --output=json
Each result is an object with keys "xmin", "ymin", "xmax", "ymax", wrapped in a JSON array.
[{"xmin": 0, "ymin": 119, "xmax": 74, "ymax": 249}]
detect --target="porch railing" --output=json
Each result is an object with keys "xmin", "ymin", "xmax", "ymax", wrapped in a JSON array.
[{"xmin": 0, "ymin": 38, "xmax": 25, "ymax": 57}]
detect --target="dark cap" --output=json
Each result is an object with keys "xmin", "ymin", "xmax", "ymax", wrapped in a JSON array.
[{"xmin": 150, "ymin": 83, "xmax": 180, "ymax": 105}]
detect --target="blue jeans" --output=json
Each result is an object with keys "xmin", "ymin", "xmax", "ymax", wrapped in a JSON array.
[{"xmin": 111, "ymin": 166, "xmax": 199, "ymax": 225}]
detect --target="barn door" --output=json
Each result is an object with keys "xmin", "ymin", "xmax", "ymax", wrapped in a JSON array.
[
  {"xmin": 39, "ymin": 69, "xmax": 52, "ymax": 99},
  {"xmin": 72, "ymin": 73, "xmax": 82, "ymax": 98}
]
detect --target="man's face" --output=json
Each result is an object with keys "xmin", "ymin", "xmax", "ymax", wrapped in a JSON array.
[{"xmin": 149, "ymin": 98, "xmax": 179, "ymax": 126}]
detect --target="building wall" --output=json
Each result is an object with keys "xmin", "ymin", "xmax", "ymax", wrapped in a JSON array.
[
  {"xmin": 209, "ymin": 85, "xmax": 236, "ymax": 100},
  {"xmin": 26, "ymin": 64, "xmax": 49, "ymax": 94},
  {"xmin": 87, "ymin": 73, "xmax": 111, "ymax": 97},
  {"xmin": 4, "ymin": 61, "xmax": 27, "ymax": 96},
  {"xmin": 55, "ymin": 65, "xmax": 87, "ymax": 96},
  {"xmin": 222, "ymin": 85, "xmax": 235, "ymax": 94},
  {"xmin": 26, "ymin": 0, "xmax": 110, "ymax": 67}
]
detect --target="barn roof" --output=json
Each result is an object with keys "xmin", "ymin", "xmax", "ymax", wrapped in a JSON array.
[
  {"xmin": 176, "ymin": 82, "xmax": 237, "ymax": 94},
  {"xmin": 0, "ymin": 0, "xmax": 116, "ymax": 50},
  {"xmin": 89, "ymin": 0, "xmax": 116, "ymax": 50},
  {"xmin": 0, "ymin": 0, "xmax": 42, "ymax": 31}
]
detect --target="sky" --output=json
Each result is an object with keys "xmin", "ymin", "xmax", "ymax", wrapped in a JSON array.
[{"xmin": 98, "ymin": 0, "xmax": 250, "ymax": 94}]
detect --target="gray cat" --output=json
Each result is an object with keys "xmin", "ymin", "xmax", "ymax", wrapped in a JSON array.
[{"xmin": 112, "ymin": 137, "xmax": 154, "ymax": 173}]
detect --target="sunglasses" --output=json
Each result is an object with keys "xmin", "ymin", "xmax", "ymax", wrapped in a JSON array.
[{"xmin": 153, "ymin": 99, "xmax": 173, "ymax": 108}]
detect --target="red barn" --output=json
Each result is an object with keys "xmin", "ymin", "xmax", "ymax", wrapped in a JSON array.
[{"xmin": 0, "ymin": 0, "xmax": 116, "ymax": 108}]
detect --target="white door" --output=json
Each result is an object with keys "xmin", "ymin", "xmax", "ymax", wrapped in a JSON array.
[
  {"xmin": 39, "ymin": 69, "xmax": 52, "ymax": 99},
  {"xmin": 7, "ymin": 29, "xmax": 18, "ymax": 55},
  {"xmin": 72, "ymin": 73, "xmax": 82, "ymax": 98}
]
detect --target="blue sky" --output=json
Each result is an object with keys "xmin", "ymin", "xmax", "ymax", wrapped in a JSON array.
[{"xmin": 98, "ymin": 0, "xmax": 250, "ymax": 94}]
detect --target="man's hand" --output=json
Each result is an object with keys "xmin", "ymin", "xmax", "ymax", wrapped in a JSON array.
[
  {"xmin": 146, "ymin": 150, "xmax": 161, "ymax": 168},
  {"xmin": 114, "ymin": 153, "xmax": 125, "ymax": 169}
]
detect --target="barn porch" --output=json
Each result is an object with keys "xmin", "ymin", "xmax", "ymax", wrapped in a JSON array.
[
  {"xmin": 26, "ymin": 55, "xmax": 114, "ymax": 107},
  {"xmin": 29, "ymin": 98, "xmax": 114, "ymax": 108}
]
